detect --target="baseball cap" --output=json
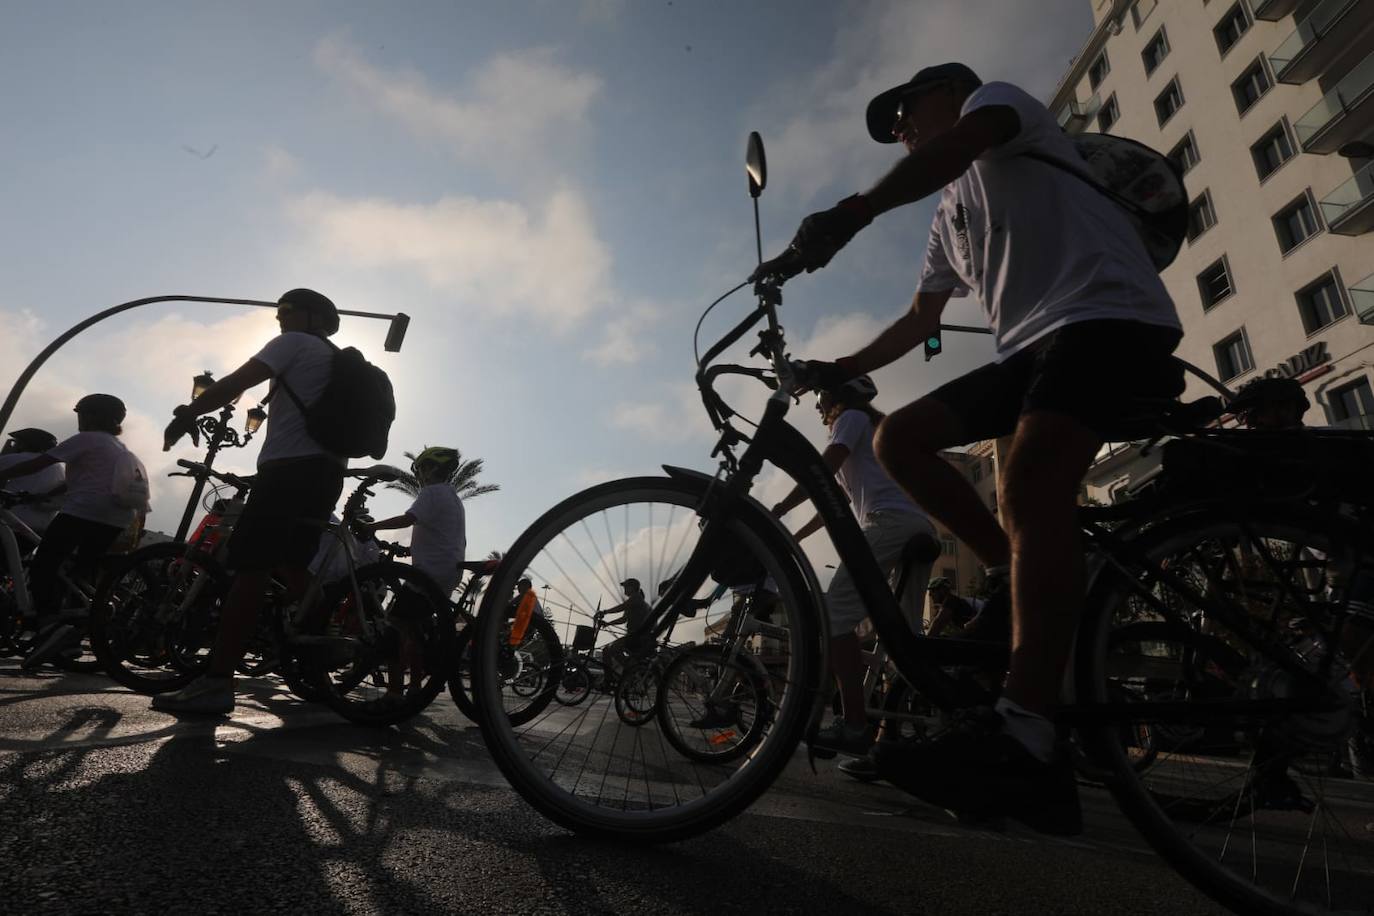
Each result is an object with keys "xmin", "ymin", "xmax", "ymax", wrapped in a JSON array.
[{"xmin": 866, "ymin": 62, "xmax": 983, "ymax": 143}]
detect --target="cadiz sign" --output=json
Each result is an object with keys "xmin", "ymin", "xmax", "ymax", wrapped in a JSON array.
[{"xmin": 1263, "ymin": 340, "xmax": 1331, "ymax": 380}]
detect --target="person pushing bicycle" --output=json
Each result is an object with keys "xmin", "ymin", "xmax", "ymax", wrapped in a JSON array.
[
  {"xmin": 154, "ymin": 288, "xmax": 349, "ymax": 715},
  {"xmin": 753, "ymin": 62, "xmax": 1185, "ymax": 833}
]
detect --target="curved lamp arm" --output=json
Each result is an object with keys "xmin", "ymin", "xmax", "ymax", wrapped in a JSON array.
[{"xmin": 0, "ymin": 295, "xmax": 408, "ymax": 433}]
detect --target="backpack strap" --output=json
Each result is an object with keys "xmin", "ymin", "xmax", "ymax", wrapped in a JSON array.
[{"xmin": 1018, "ymin": 149, "xmax": 1153, "ymax": 222}]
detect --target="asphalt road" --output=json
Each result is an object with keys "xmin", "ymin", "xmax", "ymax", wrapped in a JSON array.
[{"xmin": 0, "ymin": 661, "xmax": 1234, "ymax": 915}]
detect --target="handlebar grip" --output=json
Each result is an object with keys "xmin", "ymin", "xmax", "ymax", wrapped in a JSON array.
[{"xmin": 176, "ymin": 459, "xmax": 202, "ymax": 471}]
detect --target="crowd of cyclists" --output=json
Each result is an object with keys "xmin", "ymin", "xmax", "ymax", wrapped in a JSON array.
[{"xmin": 2, "ymin": 59, "xmax": 1372, "ymax": 888}]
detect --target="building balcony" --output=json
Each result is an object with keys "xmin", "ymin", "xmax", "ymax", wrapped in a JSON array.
[
  {"xmin": 1295, "ymin": 50, "xmax": 1374, "ymax": 153},
  {"xmin": 1353, "ymin": 270, "xmax": 1374, "ymax": 323},
  {"xmin": 1271, "ymin": 0, "xmax": 1374, "ymax": 85},
  {"xmin": 1056, "ymin": 92, "xmax": 1101, "ymax": 135},
  {"xmin": 1331, "ymin": 413, "xmax": 1374, "ymax": 430},
  {"xmin": 1254, "ymin": 0, "xmax": 1301, "ymax": 20},
  {"xmin": 1321, "ymin": 161, "xmax": 1374, "ymax": 234}
]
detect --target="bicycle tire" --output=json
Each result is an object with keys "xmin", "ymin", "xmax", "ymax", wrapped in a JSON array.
[
  {"xmin": 554, "ymin": 658, "xmax": 592, "ymax": 707},
  {"xmin": 656, "ymin": 644, "xmax": 773, "ymax": 764},
  {"xmin": 471, "ymin": 476, "xmax": 822, "ymax": 842},
  {"xmin": 88, "ymin": 543, "xmax": 228, "ymax": 694},
  {"xmin": 1076, "ymin": 503, "xmax": 1374, "ymax": 915},
  {"xmin": 308, "ymin": 561, "xmax": 455, "ymax": 727},
  {"xmin": 612, "ymin": 660, "xmax": 659, "ymax": 726},
  {"xmin": 449, "ymin": 622, "xmax": 478, "ymax": 720}
]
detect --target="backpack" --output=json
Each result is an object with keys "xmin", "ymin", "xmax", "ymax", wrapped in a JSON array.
[
  {"xmin": 1026, "ymin": 132, "xmax": 1189, "ymax": 272},
  {"xmin": 110, "ymin": 444, "xmax": 151, "ymax": 512},
  {"xmin": 272, "ymin": 340, "xmax": 396, "ymax": 460}
]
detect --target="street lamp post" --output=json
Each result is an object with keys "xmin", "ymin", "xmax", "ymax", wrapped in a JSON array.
[
  {"xmin": 0, "ymin": 294, "xmax": 410, "ymax": 435},
  {"xmin": 171, "ymin": 371, "xmax": 268, "ymax": 542}
]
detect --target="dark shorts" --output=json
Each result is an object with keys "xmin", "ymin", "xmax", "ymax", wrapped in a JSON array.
[
  {"xmin": 226, "ymin": 456, "xmax": 345, "ymax": 573},
  {"xmin": 927, "ymin": 319, "xmax": 1184, "ymax": 443}
]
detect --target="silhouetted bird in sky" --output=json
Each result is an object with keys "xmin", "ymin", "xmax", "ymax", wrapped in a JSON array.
[{"xmin": 182, "ymin": 144, "xmax": 217, "ymax": 160}]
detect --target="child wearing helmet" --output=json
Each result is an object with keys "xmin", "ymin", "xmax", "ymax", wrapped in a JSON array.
[
  {"xmin": 358, "ymin": 446, "xmax": 467, "ymax": 702},
  {"xmin": 0, "ymin": 395, "xmax": 148, "ymax": 668}
]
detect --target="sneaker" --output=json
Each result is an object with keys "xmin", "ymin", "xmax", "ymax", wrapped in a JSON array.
[
  {"xmin": 837, "ymin": 754, "xmax": 880, "ymax": 782},
  {"xmin": 21, "ymin": 623, "xmax": 81, "ymax": 670},
  {"xmin": 151, "ymin": 676, "xmax": 235, "ymax": 715},
  {"xmin": 688, "ymin": 702, "xmax": 741, "ymax": 730},
  {"xmin": 871, "ymin": 707, "xmax": 1083, "ymax": 836},
  {"xmin": 812, "ymin": 719, "xmax": 875, "ymax": 760}
]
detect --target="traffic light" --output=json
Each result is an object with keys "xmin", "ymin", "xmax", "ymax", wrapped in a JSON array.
[{"xmin": 923, "ymin": 329, "xmax": 943, "ymax": 361}]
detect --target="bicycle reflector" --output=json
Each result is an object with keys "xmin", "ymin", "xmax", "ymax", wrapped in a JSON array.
[{"xmin": 923, "ymin": 331, "xmax": 943, "ymax": 362}]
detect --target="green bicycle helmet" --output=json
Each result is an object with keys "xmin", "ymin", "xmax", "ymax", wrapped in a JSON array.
[
  {"xmin": 927, "ymin": 576, "xmax": 951, "ymax": 592},
  {"xmin": 411, "ymin": 445, "xmax": 460, "ymax": 480}
]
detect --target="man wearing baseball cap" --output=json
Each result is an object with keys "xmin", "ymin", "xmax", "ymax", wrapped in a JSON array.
[{"xmin": 753, "ymin": 62, "xmax": 1184, "ymax": 834}]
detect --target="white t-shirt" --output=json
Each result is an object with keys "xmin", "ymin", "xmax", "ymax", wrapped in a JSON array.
[
  {"xmin": 0, "ymin": 452, "xmax": 65, "ymax": 536},
  {"xmin": 408, "ymin": 483, "xmax": 465, "ymax": 595},
  {"xmin": 829, "ymin": 410, "xmax": 925, "ymax": 525},
  {"xmin": 46, "ymin": 431, "xmax": 137, "ymax": 529},
  {"xmin": 916, "ymin": 81, "xmax": 1180, "ymax": 360},
  {"xmin": 254, "ymin": 332, "xmax": 343, "ymax": 466}
]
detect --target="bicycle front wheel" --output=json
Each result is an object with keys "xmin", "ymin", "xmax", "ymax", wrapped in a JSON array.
[
  {"xmin": 89, "ymin": 544, "xmax": 228, "ymax": 694},
  {"xmin": 1076, "ymin": 504, "xmax": 1374, "ymax": 915},
  {"xmin": 471, "ymin": 476, "xmax": 820, "ymax": 842}
]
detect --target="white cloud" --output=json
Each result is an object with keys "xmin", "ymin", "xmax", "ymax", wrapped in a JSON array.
[
  {"xmin": 314, "ymin": 37, "xmax": 601, "ymax": 173},
  {"xmin": 607, "ymin": 383, "xmax": 713, "ymax": 443},
  {"xmin": 582, "ymin": 302, "xmax": 663, "ymax": 365},
  {"xmin": 287, "ymin": 187, "xmax": 612, "ymax": 328},
  {"xmin": 261, "ymin": 144, "xmax": 300, "ymax": 181}
]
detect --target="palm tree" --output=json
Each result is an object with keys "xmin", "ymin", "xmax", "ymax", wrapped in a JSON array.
[{"xmin": 382, "ymin": 449, "xmax": 500, "ymax": 501}]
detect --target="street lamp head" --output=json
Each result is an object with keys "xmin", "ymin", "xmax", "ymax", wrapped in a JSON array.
[
  {"xmin": 192, "ymin": 370, "xmax": 215, "ymax": 401},
  {"xmin": 384, "ymin": 313, "xmax": 410, "ymax": 353},
  {"xmin": 244, "ymin": 405, "xmax": 267, "ymax": 436}
]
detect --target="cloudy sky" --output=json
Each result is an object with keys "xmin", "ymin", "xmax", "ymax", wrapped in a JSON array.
[{"xmin": 1, "ymin": 0, "xmax": 1091, "ymax": 566}]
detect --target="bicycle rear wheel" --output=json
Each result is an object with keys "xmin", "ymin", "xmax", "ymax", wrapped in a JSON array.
[
  {"xmin": 89, "ymin": 544, "xmax": 227, "ymax": 693},
  {"xmin": 471, "ymin": 476, "xmax": 821, "ymax": 842},
  {"xmin": 304, "ymin": 562, "xmax": 455, "ymax": 727},
  {"xmin": 656, "ymin": 644, "xmax": 773, "ymax": 764},
  {"xmin": 1077, "ymin": 504, "xmax": 1374, "ymax": 915}
]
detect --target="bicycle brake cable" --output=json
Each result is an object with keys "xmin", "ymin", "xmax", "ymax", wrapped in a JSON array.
[{"xmin": 693, "ymin": 279, "xmax": 751, "ymax": 366}]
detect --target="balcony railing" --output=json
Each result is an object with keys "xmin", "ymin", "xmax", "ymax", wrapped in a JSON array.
[
  {"xmin": 1270, "ymin": 0, "xmax": 1373, "ymax": 85},
  {"xmin": 1254, "ymin": 0, "xmax": 1301, "ymax": 19},
  {"xmin": 1321, "ymin": 161, "xmax": 1374, "ymax": 234},
  {"xmin": 1056, "ymin": 92, "xmax": 1101, "ymax": 134},
  {"xmin": 1330, "ymin": 413, "xmax": 1374, "ymax": 431},
  {"xmin": 1295, "ymin": 50, "xmax": 1374, "ymax": 152},
  {"xmin": 1353, "ymin": 270, "xmax": 1374, "ymax": 323}
]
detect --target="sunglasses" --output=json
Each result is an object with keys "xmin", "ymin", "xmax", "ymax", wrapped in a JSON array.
[{"xmin": 893, "ymin": 82, "xmax": 951, "ymax": 127}]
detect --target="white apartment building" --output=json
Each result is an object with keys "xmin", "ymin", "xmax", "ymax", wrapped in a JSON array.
[{"xmin": 1048, "ymin": 0, "xmax": 1374, "ymax": 501}]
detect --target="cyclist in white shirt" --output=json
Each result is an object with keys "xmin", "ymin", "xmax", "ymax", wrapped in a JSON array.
[
  {"xmin": 0, "ymin": 428, "xmax": 65, "ymax": 538},
  {"xmin": 754, "ymin": 63, "xmax": 1185, "ymax": 834},
  {"xmin": 771, "ymin": 375, "xmax": 937, "ymax": 757},
  {"xmin": 155, "ymin": 288, "xmax": 348, "ymax": 715},
  {"xmin": 0, "ymin": 396, "xmax": 146, "ymax": 668},
  {"xmin": 357, "ymin": 446, "xmax": 466, "ymax": 704}
]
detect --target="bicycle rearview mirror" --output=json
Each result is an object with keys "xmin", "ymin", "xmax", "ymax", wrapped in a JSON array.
[{"xmin": 746, "ymin": 131, "xmax": 767, "ymax": 199}]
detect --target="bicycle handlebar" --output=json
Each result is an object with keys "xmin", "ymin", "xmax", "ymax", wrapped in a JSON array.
[{"xmin": 172, "ymin": 459, "xmax": 254, "ymax": 491}]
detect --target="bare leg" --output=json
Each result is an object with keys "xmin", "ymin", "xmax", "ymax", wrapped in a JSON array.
[
  {"xmin": 874, "ymin": 398, "xmax": 1009, "ymax": 567},
  {"xmin": 998, "ymin": 411, "xmax": 1101, "ymax": 717},
  {"xmin": 830, "ymin": 631, "xmax": 867, "ymax": 727}
]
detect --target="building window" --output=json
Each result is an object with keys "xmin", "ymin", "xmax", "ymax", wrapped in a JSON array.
[
  {"xmin": 1198, "ymin": 257, "xmax": 1235, "ymax": 309},
  {"xmin": 1088, "ymin": 51, "xmax": 1110, "ymax": 90},
  {"xmin": 1168, "ymin": 131, "xmax": 1200, "ymax": 174},
  {"xmin": 1214, "ymin": 2, "xmax": 1251, "ymax": 56},
  {"xmin": 1141, "ymin": 27, "xmax": 1170, "ymax": 75},
  {"xmin": 1296, "ymin": 271, "xmax": 1349, "ymax": 334},
  {"xmin": 940, "ymin": 535, "xmax": 957, "ymax": 557},
  {"xmin": 1130, "ymin": 0, "xmax": 1159, "ymax": 29},
  {"xmin": 1154, "ymin": 78, "xmax": 1184, "ymax": 126},
  {"xmin": 1272, "ymin": 192, "xmax": 1321, "ymax": 254},
  {"xmin": 1214, "ymin": 329, "xmax": 1254, "ymax": 382},
  {"xmin": 1231, "ymin": 58, "xmax": 1272, "ymax": 115},
  {"xmin": 1187, "ymin": 191, "xmax": 1218, "ymax": 242},
  {"xmin": 1328, "ymin": 378, "xmax": 1374, "ymax": 428},
  {"xmin": 1251, "ymin": 121, "xmax": 1294, "ymax": 180},
  {"xmin": 1097, "ymin": 93, "xmax": 1120, "ymax": 132},
  {"xmin": 971, "ymin": 461, "xmax": 983, "ymax": 483}
]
